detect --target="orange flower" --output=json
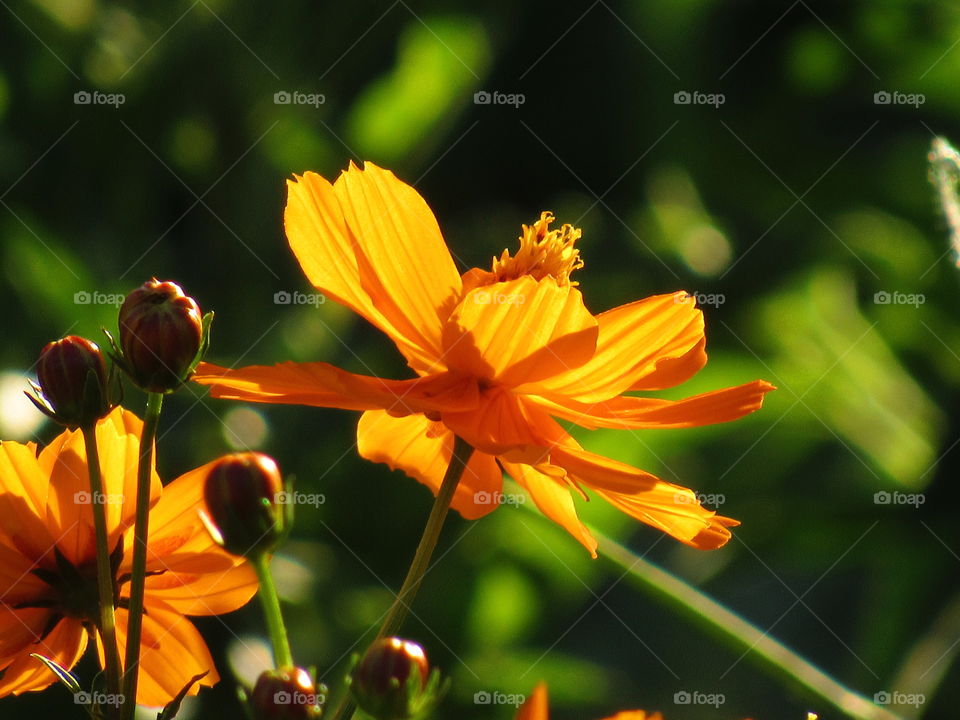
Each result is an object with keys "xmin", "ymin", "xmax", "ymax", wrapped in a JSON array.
[
  {"xmin": 193, "ymin": 162, "xmax": 773, "ymax": 556},
  {"xmin": 0, "ymin": 408, "xmax": 257, "ymax": 706},
  {"xmin": 517, "ymin": 683, "xmax": 660, "ymax": 720}
]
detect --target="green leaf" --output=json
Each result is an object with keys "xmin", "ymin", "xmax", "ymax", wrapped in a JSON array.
[
  {"xmin": 29, "ymin": 653, "xmax": 81, "ymax": 695},
  {"xmin": 157, "ymin": 671, "xmax": 209, "ymax": 720}
]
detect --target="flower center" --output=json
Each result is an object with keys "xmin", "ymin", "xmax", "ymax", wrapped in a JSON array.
[{"xmin": 490, "ymin": 212, "xmax": 584, "ymax": 286}]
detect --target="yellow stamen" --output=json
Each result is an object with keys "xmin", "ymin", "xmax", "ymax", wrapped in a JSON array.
[{"xmin": 490, "ymin": 211, "xmax": 584, "ymax": 286}]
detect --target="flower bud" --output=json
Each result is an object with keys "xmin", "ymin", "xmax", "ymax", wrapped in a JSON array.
[
  {"xmin": 31, "ymin": 336, "xmax": 112, "ymax": 428},
  {"xmin": 352, "ymin": 638, "xmax": 434, "ymax": 720},
  {"xmin": 251, "ymin": 667, "xmax": 324, "ymax": 720},
  {"xmin": 202, "ymin": 452, "xmax": 287, "ymax": 557},
  {"xmin": 118, "ymin": 279, "xmax": 203, "ymax": 393}
]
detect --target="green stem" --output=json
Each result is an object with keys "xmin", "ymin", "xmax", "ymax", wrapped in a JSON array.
[
  {"xmin": 120, "ymin": 391, "xmax": 163, "ymax": 720},
  {"xmin": 81, "ymin": 425, "xmax": 122, "ymax": 720},
  {"xmin": 252, "ymin": 553, "xmax": 294, "ymax": 668},
  {"xmin": 329, "ymin": 435, "xmax": 473, "ymax": 720},
  {"xmin": 595, "ymin": 529, "xmax": 904, "ymax": 720}
]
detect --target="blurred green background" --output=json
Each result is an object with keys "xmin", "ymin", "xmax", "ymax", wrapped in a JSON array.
[{"xmin": 3, "ymin": 1, "xmax": 960, "ymax": 718}]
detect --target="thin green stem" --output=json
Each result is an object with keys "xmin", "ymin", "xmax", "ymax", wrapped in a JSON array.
[
  {"xmin": 81, "ymin": 425, "xmax": 122, "ymax": 720},
  {"xmin": 329, "ymin": 435, "xmax": 473, "ymax": 720},
  {"xmin": 595, "ymin": 529, "xmax": 904, "ymax": 720},
  {"xmin": 252, "ymin": 553, "xmax": 294, "ymax": 668},
  {"xmin": 120, "ymin": 391, "xmax": 163, "ymax": 720}
]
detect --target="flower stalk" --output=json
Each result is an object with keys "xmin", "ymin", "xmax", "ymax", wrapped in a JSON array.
[
  {"xmin": 120, "ymin": 391, "xmax": 164, "ymax": 720},
  {"xmin": 328, "ymin": 435, "xmax": 473, "ymax": 720},
  {"xmin": 375, "ymin": 434, "xmax": 473, "ymax": 642},
  {"xmin": 80, "ymin": 424, "xmax": 122, "ymax": 720},
  {"xmin": 251, "ymin": 553, "xmax": 294, "ymax": 669}
]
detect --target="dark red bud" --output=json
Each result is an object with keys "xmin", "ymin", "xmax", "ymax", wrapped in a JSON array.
[
  {"xmin": 118, "ymin": 279, "xmax": 203, "ymax": 393},
  {"xmin": 251, "ymin": 667, "xmax": 324, "ymax": 720},
  {"xmin": 352, "ymin": 638, "xmax": 431, "ymax": 720},
  {"xmin": 35, "ymin": 335, "xmax": 111, "ymax": 427},
  {"xmin": 203, "ymin": 452, "xmax": 286, "ymax": 557}
]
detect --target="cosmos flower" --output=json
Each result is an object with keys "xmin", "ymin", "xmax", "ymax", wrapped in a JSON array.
[
  {"xmin": 0, "ymin": 408, "xmax": 257, "ymax": 706},
  {"xmin": 194, "ymin": 162, "xmax": 773, "ymax": 556}
]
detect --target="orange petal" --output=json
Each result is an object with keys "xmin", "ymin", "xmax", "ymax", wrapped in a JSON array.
[
  {"xmin": 0, "ymin": 616, "xmax": 87, "ymax": 696},
  {"xmin": 522, "ymin": 292, "xmax": 705, "ymax": 402},
  {"xmin": 552, "ymin": 445, "xmax": 738, "ymax": 549},
  {"xmin": 109, "ymin": 605, "xmax": 217, "ymax": 707},
  {"xmin": 0, "ymin": 543, "xmax": 52, "ymax": 606},
  {"xmin": 441, "ymin": 276, "xmax": 598, "ymax": 387},
  {"xmin": 119, "ymin": 459, "xmax": 258, "ymax": 618},
  {"xmin": 0, "ymin": 441, "xmax": 58, "ymax": 563},
  {"xmin": 285, "ymin": 171, "xmax": 442, "ymax": 373},
  {"xmin": 535, "ymin": 380, "xmax": 775, "ymax": 430},
  {"xmin": 333, "ymin": 162, "xmax": 462, "ymax": 369},
  {"xmin": 602, "ymin": 713, "xmax": 663, "ymax": 720},
  {"xmin": 515, "ymin": 682, "xmax": 549, "ymax": 720},
  {"xmin": 41, "ymin": 408, "xmax": 160, "ymax": 566},
  {"xmin": 441, "ymin": 390, "xmax": 568, "ymax": 456},
  {"xmin": 357, "ymin": 410, "xmax": 502, "ymax": 520},
  {"xmin": 501, "ymin": 461, "xmax": 598, "ymax": 557},
  {"xmin": 194, "ymin": 361, "xmax": 479, "ymax": 416}
]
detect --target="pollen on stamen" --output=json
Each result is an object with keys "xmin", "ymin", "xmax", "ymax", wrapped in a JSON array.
[{"xmin": 490, "ymin": 211, "xmax": 584, "ymax": 286}]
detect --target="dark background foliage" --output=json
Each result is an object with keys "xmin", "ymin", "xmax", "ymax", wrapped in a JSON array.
[{"xmin": 2, "ymin": 1, "xmax": 960, "ymax": 718}]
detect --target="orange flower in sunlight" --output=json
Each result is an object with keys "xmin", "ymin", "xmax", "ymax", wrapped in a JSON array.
[
  {"xmin": 193, "ymin": 161, "xmax": 774, "ymax": 556},
  {"xmin": 0, "ymin": 408, "xmax": 257, "ymax": 706},
  {"xmin": 517, "ymin": 683, "xmax": 661, "ymax": 720}
]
